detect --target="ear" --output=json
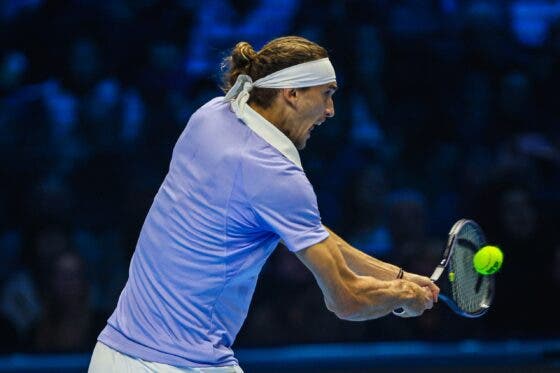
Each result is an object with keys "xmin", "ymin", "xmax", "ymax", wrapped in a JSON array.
[{"xmin": 280, "ymin": 88, "xmax": 298, "ymax": 109}]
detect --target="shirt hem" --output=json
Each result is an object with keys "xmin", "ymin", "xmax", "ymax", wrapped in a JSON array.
[{"xmin": 98, "ymin": 324, "xmax": 238, "ymax": 368}]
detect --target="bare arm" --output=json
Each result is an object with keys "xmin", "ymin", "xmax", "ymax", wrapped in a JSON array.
[
  {"xmin": 325, "ymin": 227, "xmax": 440, "ymax": 299},
  {"xmin": 295, "ymin": 233, "xmax": 436, "ymax": 321},
  {"xmin": 325, "ymin": 227, "xmax": 401, "ymax": 280}
]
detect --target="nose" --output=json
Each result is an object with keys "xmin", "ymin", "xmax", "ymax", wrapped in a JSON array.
[{"xmin": 325, "ymin": 98, "xmax": 335, "ymax": 118}]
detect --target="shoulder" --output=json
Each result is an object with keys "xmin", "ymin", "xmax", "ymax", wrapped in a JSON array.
[
  {"xmin": 190, "ymin": 96, "xmax": 233, "ymax": 122},
  {"xmin": 241, "ymin": 153, "xmax": 319, "ymax": 221},
  {"xmin": 177, "ymin": 97, "xmax": 247, "ymax": 150},
  {"xmin": 240, "ymin": 155, "xmax": 326, "ymax": 252},
  {"xmin": 243, "ymin": 147, "xmax": 311, "ymax": 195}
]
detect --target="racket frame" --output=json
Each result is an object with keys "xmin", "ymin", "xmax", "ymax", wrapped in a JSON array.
[{"xmin": 434, "ymin": 219, "xmax": 495, "ymax": 318}]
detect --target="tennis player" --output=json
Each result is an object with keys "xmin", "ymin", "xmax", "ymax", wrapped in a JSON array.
[{"xmin": 89, "ymin": 36, "xmax": 439, "ymax": 372}]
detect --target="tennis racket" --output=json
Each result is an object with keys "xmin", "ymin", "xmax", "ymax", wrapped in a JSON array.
[{"xmin": 395, "ymin": 218, "xmax": 495, "ymax": 318}]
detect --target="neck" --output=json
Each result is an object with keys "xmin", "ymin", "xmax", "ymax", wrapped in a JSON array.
[{"xmin": 248, "ymin": 102, "xmax": 288, "ymax": 131}]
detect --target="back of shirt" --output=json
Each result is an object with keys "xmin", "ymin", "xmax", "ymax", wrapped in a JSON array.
[{"xmin": 98, "ymin": 97, "xmax": 328, "ymax": 367}]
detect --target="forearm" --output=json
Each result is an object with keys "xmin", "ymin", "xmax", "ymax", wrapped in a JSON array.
[
  {"xmin": 325, "ymin": 227, "xmax": 401, "ymax": 281},
  {"xmin": 340, "ymin": 276, "xmax": 418, "ymax": 321},
  {"xmin": 297, "ymin": 227, "xmax": 437, "ymax": 321},
  {"xmin": 298, "ymin": 233, "xmax": 426, "ymax": 321}
]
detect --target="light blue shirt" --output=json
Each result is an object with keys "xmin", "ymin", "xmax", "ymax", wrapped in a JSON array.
[{"xmin": 98, "ymin": 97, "xmax": 329, "ymax": 367}]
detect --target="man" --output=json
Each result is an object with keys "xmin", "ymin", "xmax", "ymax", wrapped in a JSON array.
[{"xmin": 89, "ymin": 36, "xmax": 439, "ymax": 372}]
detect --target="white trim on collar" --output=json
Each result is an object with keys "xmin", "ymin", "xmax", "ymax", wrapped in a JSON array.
[{"xmin": 237, "ymin": 103, "xmax": 302, "ymax": 169}]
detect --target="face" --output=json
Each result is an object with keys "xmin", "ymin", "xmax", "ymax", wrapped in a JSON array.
[{"xmin": 285, "ymin": 82, "xmax": 337, "ymax": 149}]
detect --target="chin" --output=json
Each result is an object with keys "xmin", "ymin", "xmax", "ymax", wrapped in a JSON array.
[
  {"xmin": 289, "ymin": 135, "xmax": 308, "ymax": 150},
  {"xmin": 296, "ymin": 140, "xmax": 307, "ymax": 150}
]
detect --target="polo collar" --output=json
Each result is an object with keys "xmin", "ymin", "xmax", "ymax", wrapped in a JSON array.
[{"xmin": 232, "ymin": 101, "xmax": 302, "ymax": 169}]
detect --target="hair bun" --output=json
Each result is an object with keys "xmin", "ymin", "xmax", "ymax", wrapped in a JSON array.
[{"xmin": 231, "ymin": 41, "xmax": 257, "ymax": 69}]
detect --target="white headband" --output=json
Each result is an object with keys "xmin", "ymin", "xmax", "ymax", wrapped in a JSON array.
[{"xmin": 224, "ymin": 57, "xmax": 336, "ymax": 115}]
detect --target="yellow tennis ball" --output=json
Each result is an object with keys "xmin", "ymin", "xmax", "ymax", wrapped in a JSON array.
[{"xmin": 473, "ymin": 245, "xmax": 503, "ymax": 275}]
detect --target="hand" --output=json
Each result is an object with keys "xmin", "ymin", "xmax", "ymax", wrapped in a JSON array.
[
  {"xmin": 403, "ymin": 271, "xmax": 440, "ymax": 303},
  {"xmin": 392, "ymin": 280, "xmax": 435, "ymax": 318}
]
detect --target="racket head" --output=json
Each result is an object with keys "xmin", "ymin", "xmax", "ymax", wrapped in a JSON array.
[{"xmin": 433, "ymin": 219, "xmax": 495, "ymax": 318}]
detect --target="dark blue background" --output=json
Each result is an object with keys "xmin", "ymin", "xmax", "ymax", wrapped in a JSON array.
[{"xmin": 0, "ymin": 0, "xmax": 559, "ymax": 357}]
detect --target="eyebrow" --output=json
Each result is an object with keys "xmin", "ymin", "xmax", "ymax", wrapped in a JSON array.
[{"xmin": 327, "ymin": 84, "xmax": 338, "ymax": 92}]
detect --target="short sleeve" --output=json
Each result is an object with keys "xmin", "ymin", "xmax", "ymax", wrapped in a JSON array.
[{"xmin": 242, "ymin": 152, "xmax": 329, "ymax": 252}]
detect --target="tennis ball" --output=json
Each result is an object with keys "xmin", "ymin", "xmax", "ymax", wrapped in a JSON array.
[{"xmin": 473, "ymin": 245, "xmax": 503, "ymax": 275}]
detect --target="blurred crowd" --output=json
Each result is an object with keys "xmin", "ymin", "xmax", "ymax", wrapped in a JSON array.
[{"xmin": 1, "ymin": 0, "xmax": 559, "ymax": 354}]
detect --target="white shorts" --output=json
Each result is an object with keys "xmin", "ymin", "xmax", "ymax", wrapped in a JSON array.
[{"xmin": 88, "ymin": 342, "xmax": 244, "ymax": 373}]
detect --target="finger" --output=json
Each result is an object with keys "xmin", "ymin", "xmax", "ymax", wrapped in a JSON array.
[
  {"xmin": 426, "ymin": 298, "xmax": 434, "ymax": 310},
  {"xmin": 424, "ymin": 290, "xmax": 434, "ymax": 309},
  {"xmin": 428, "ymin": 283, "xmax": 440, "ymax": 302},
  {"xmin": 422, "ymin": 285, "xmax": 437, "ymax": 303}
]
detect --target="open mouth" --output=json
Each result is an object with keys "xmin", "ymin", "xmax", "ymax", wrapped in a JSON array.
[
  {"xmin": 307, "ymin": 120, "xmax": 324, "ymax": 137},
  {"xmin": 310, "ymin": 121, "xmax": 323, "ymax": 131}
]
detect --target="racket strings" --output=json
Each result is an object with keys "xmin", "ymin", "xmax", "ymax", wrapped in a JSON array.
[{"xmin": 448, "ymin": 223, "xmax": 492, "ymax": 314}]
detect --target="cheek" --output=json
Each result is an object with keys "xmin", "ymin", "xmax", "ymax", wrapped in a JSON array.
[{"xmin": 307, "ymin": 99, "xmax": 324, "ymax": 118}]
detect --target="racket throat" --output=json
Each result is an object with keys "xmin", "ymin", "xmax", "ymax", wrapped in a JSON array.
[{"xmin": 430, "ymin": 265, "xmax": 446, "ymax": 282}]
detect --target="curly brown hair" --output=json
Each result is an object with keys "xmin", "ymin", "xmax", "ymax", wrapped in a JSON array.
[{"xmin": 221, "ymin": 36, "xmax": 328, "ymax": 108}]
